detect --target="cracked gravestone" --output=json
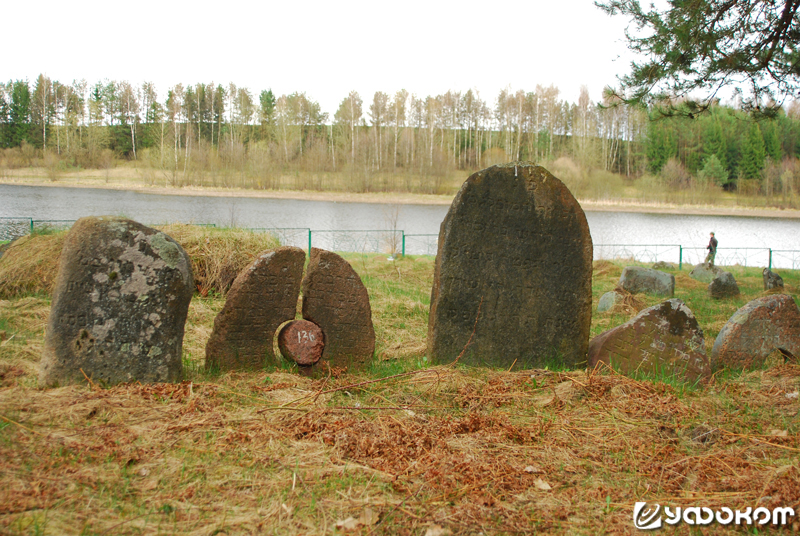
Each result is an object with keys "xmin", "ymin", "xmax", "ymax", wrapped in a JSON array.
[
  {"xmin": 711, "ymin": 294, "xmax": 800, "ymax": 370},
  {"xmin": 205, "ymin": 247, "xmax": 305, "ymax": 371},
  {"xmin": 587, "ymin": 299, "xmax": 709, "ymax": 383},
  {"xmin": 301, "ymin": 248, "xmax": 375, "ymax": 372},
  {"xmin": 40, "ymin": 217, "xmax": 194, "ymax": 387},
  {"xmin": 428, "ymin": 162, "xmax": 593, "ymax": 369}
]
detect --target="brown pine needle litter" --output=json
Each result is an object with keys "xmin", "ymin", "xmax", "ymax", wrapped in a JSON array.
[{"xmin": 0, "ymin": 228, "xmax": 799, "ymax": 534}]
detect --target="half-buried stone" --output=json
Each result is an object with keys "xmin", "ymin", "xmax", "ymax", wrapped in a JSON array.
[
  {"xmin": 40, "ymin": 217, "xmax": 193, "ymax": 387},
  {"xmin": 711, "ymin": 294, "xmax": 800, "ymax": 370},
  {"xmin": 708, "ymin": 271, "xmax": 740, "ymax": 299},
  {"xmin": 301, "ymin": 248, "xmax": 375, "ymax": 372},
  {"xmin": 428, "ymin": 163, "xmax": 593, "ymax": 369},
  {"xmin": 689, "ymin": 263, "xmax": 724, "ymax": 283},
  {"xmin": 618, "ymin": 266, "xmax": 675, "ymax": 297},
  {"xmin": 205, "ymin": 246, "xmax": 305, "ymax": 371},
  {"xmin": 587, "ymin": 299, "xmax": 709, "ymax": 382}
]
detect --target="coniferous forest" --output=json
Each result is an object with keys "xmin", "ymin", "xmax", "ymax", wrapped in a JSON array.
[{"xmin": 2, "ymin": 75, "xmax": 800, "ymax": 205}]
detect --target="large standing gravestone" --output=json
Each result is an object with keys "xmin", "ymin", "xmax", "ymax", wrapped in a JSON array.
[
  {"xmin": 205, "ymin": 247, "xmax": 305, "ymax": 371},
  {"xmin": 40, "ymin": 217, "xmax": 193, "ymax": 387},
  {"xmin": 301, "ymin": 248, "xmax": 375, "ymax": 371},
  {"xmin": 428, "ymin": 163, "xmax": 593, "ymax": 369},
  {"xmin": 587, "ymin": 299, "xmax": 709, "ymax": 382},
  {"xmin": 711, "ymin": 294, "xmax": 800, "ymax": 370}
]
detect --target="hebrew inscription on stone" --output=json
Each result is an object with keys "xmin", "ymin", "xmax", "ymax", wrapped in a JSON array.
[{"xmin": 428, "ymin": 163, "xmax": 593, "ymax": 369}]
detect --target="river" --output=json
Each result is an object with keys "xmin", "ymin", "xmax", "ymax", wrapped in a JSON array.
[{"xmin": 2, "ymin": 184, "xmax": 799, "ymax": 268}]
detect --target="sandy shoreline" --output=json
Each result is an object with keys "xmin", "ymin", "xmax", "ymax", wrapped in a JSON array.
[{"xmin": 3, "ymin": 177, "xmax": 800, "ymax": 219}]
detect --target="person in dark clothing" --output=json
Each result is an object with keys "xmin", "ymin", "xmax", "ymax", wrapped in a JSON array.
[{"xmin": 705, "ymin": 232, "xmax": 718, "ymax": 266}]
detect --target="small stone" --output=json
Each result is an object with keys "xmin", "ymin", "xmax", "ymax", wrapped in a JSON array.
[
  {"xmin": 587, "ymin": 299, "xmax": 709, "ymax": 382},
  {"xmin": 618, "ymin": 266, "xmax": 674, "ymax": 296},
  {"xmin": 278, "ymin": 320, "xmax": 324, "ymax": 366},
  {"xmin": 652, "ymin": 261, "xmax": 675, "ymax": 270},
  {"xmin": 40, "ymin": 217, "xmax": 194, "ymax": 387},
  {"xmin": 763, "ymin": 268, "xmax": 784, "ymax": 290},
  {"xmin": 711, "ymin": 294, "xmax": 800, "ymax": 370},
  {"xmin": 597, "ymin": 290, "xmax": 623, "ymax": 312},
  {"xmin": 689, "ymin": 263, "xmax": 724, "ymax": 283},
  {"xmin": 708, "ymin": 271, "xmax": 740, "ymax": 299}
]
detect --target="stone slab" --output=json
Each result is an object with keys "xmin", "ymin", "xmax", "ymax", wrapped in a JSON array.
[
  {"xmin": 587, "ymin": 299, "xmax": 709, "ymax": 382},
  {"xmin": 301, "ymin": 248, "xmax": 375, "ymax": 371},
  {"xmin": 708, "ymin": 271, "xmax": 740, "ymax": 299},
  {"xmin": 428, "ymin": 163, "xmax": 593, "ymax": 369},
  {"xmin": 205, "ymin": 247, "xmax": 305, "ymax": 371},
  {"xmin": 618, "ymin": 266, "xmax": 675, "ymax": 297},
  {"xmin": 689, "ymin": 263, "xmax": 724, "ymax": 283},
  {"xmin": 40, "ymin": 217, "xmax": 193, "ymax": 387},
  {"xmin": 711, "ymin": 294, "xmax": 800, "ymax": 370}
]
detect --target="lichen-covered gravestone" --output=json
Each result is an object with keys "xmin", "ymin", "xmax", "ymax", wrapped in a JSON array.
[
  {"xmin": 205, "ymin": 247, "xmax": 305, "ymax": 371},
  {"xmin": 428, "ymin": 163, "xmax": 593, "ymax": 369},
  {"xmin": 587, "ymin": 299, "xmax": 709, "ymax": 382},
  {"xmin": 711, "ymin": 294, "xmax": 800, "ymax": 370},
  {"xmin": 763, "ymin": 268, "xmax": 784, "ymax": 290},
  {"xmin": 301, "ymin": 248, "xmax": 375, "ymax": 371},
  {"xmin": 40, "ymin": 217, "xmax": 193, "ymax": 387},
  {"xmin": 708, "ymin": 271, "xmax": 740, "ymax": 299}
]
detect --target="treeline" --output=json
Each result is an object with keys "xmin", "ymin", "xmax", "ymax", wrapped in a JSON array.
[{"xmin": 1, "ymin": 75, "xmax": 799, "ymax": 198}]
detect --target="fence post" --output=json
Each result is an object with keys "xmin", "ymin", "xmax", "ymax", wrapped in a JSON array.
[
  {"xmin": 30, "ymin": 219, "xmax": 34, "ymax": 234},
  {"xmin": 308, "ymin": 229, "xmax": 312, "ymax": 257},
  {"xmin": 678, "ymin": 246, "xmax": 682, "ymax": 270},
  {"xmin": 769, "ymin": 249, "xmax": 772, "ymax": 270},
  {"xmin": 401, "ymin": 232, "xmax": 405, "ymax": 257}
]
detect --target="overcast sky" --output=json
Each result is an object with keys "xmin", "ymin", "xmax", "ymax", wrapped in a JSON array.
[{"xmin": 4, "ymin": 0, "xmax": 639, "ymax": 114}]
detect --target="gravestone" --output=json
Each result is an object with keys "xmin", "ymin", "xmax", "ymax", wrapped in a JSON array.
[
  {"xmin": 40, "ymin": 217, "xmax": 193, "ymax": 387},
  {"xmin": 597, "ymin": 290, "xmax": 623, "ymax": 312},
  {"xmin": 428, "ymin": 163, "xmax": 593, "ymax": 369},
  {"xmin": 205, "ymin": 247, "xmax": 305, "ymax": 371},
  {"xmin": 711, "ymin": 294, "xmax": 800, "ymax": 370},
  {"xmin": 278, "ymin": 319, "xmax": 324, "ymax": 366},
  {"xmin": 708, "ymin": 271, "xmax": 739, "ymax": 299},
  {"xmin": 689, "ymin": 263, "xmax": 724, "ymax": 283},
  {"xmin": 588, "ymin": 299, "xmax": 709, "ymax": 382},
  {"xmin": 652, "ymin": 261, "xmax": 675, "ymax": 270},
  {"xmin": 763, "ymin": 268, "xmax": 784, "ymax": 290},
  {"xmin": 301, "ymin": 248, "xmax": 375, "ymax": 371},
  {"xmin": 618, "ymin": 266, "xmax": 675, "ymax": 297}
]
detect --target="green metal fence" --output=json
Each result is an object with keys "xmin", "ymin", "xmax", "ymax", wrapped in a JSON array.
[{"xmin": 1, "ymin": 217, "xmax": 798, "ymax": 268}]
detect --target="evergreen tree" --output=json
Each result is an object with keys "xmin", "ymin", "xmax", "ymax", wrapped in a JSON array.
[
  {"xmin": 762, "ymin": 121, "xmax": 782, "ymax": 162},
  {"xmin": 698, "ymin": 154, "xmax": 727, "ymax": 187},
  {"xmin": 645, "ymin": 120, "xmax": 676, "ymax": 173},
  {"xmin": 8, "ymin": 80, "xmax": 32, "ymax": 147},
  {"xmin": 739, "ymin": 122, "xmax": 766, "ymax": 180},
  {"xmin": 259, "ymin": 89, "xmax": 276, "ymax": 140}
]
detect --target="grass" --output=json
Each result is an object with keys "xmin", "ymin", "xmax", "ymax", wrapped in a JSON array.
[{"xmin": 0, "ymin": 228, "xmax": 799, "ymax": 534}]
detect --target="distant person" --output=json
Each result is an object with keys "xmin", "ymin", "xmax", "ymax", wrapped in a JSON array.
[{"xmin": 705, "ymin": 232, "xmax": 718, "ymax": 266}]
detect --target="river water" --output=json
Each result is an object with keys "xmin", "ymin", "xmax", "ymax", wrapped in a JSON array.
[{"xmin": 2, "ymin": 184, "xmax": 799, "ymax": 268}]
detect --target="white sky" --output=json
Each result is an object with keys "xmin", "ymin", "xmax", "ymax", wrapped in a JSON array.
[{"xmin": 4, "ymin": 0, "xmax": 639, "ymax": 115}]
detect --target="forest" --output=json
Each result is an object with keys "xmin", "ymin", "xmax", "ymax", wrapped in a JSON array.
[{"xmin": 1, "ymin": 75, "xmax": 800, "ymax": 204}]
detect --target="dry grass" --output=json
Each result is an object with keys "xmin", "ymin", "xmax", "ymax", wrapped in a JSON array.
[
  {"xmin": 1, "ymin": 237, "xmax": 799, "ymax": 534},
  {"xmin": 0, "ymin": 225, "xmax": 280, "ymax": 300}
]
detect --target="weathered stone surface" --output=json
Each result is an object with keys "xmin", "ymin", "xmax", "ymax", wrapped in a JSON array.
[
  {"xmin": 588, "ymin": 299, "xmax": 709, "ymax": 382},
  {"xmin": 708, "ymin": 271, "xmax": 740, "ymax": 299},
  {"xmin": 301, "ymin": 248, "xmax": 375, "ymax": 371},
  {"xmin": 428, "ymin": 163, "xmax": 593, "ymax": 369},
  {"xmin": 711, "ymin": 294, "xmax": 800, "ymax": 370},
  {"xmin": 40, "ymin": 217, "xmax": 193, "ymax": 387},
  {"xmin": 619, "ymin": 266, "xmax": 675, "ymax": 297},
  {"xmin": 689, "ymin": 263, "xmax": 724, "ymax": 283},
  {"xmin": 278, "ymin": 320, "xmax": 324, "ymax": 366},
  {"xmin": 763, "ymin": 268, "xmax": 784, "ymax": 290},
  {"xmin": 205, "ymin": 247, "xmax": 305, "ymax": 371},
  {"xmin": 652, "ymin": 261, "xmax": 675, "ymax": 270},
  {"xmin": 597, "ymin": 291, "xmax": 623, "ymax": 312}
]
